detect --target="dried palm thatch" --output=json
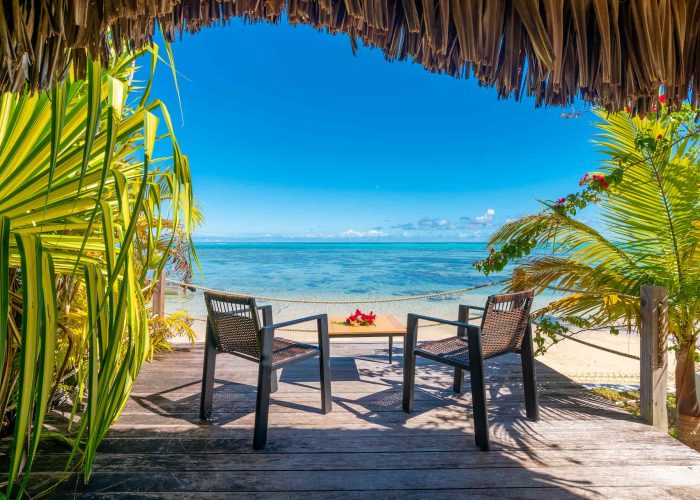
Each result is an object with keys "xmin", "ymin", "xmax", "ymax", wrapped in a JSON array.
[{"xmin": 1, "ymin": 1, "xmax": 699, "ymax": 113}]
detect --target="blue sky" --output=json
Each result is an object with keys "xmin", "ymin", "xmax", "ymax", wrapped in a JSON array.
[{"xmin": 148, "ymin": 19, "xmax": 600, "ymax": 241}]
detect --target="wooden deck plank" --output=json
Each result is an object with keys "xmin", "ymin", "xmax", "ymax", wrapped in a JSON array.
[
  {"xmin": 17, "ymin": 344, "xmax": 700, "ymax": 496},
  {"xmin": 36, "ymin": 466, "xmax": 700, "ymax": 493},
  {"xmin": 50, "ymin": 487, "xmax": 700, "ymax": 500}
]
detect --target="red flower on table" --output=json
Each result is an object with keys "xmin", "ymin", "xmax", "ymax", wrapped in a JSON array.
[{"xmin": 345, "ymin": 309, "xmax": 376, "ymax": 326}]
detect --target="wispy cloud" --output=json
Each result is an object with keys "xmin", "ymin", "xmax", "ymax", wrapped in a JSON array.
[
  {"xmin": 393, "ymin": 209, "xmax": 497, "ymax": 233},
  {"xmin": 392, "ymin": 217, "xmax": 455, "ymax": 231},
  {"xmin": 339, "ymin": 228, "xmax": 389, "ymax": 238},
  {"xmin": 194, "ymin": 209, "xmax": 505, "ymax": 242}
]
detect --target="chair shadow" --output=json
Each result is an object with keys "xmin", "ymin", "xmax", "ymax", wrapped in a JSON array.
[
  {"xmin": 131, "ymin": 377, "xmax": 327, "ymax": 427},
  {"xmin": 321, "ymin": 349, "xmax": 639, "ymax": 435},
  {"xmin": 279, "ymin": 356, "xmax": 362, "ymax": 382},
  {"xmin": 30, "ymin": 344, "xmax": 670, "ymax": 498}
]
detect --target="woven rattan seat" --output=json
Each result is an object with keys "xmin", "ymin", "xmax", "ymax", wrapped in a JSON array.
[
  {"xmin": 272, "ymin": 338, "xmax": 318, "ymax": 364},
  {"xmin": 403, "ymin": 289, "xmax": 538, "ymax": 451},
  {"xmin": 201, "ymin": 291, "xmax": 332, "ymax": 450},
  {"xmin": 416, "ymin": 336, "xmax": 471, "ymax": 366}
]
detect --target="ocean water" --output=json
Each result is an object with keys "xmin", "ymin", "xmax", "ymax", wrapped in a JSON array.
[{"xmin": 166, "ymin": 242, "xmax": 557, "ymax": 323}]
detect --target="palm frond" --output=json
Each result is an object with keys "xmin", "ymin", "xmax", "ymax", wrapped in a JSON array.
[{"xmin": 0, "ymin": 45, "xmax": 196, "ymax": 495}]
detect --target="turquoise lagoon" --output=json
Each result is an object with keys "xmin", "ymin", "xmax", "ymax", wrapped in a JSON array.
[{"xmin": 167, "ymin": 242, "xmax": 558, "ymax": 322}]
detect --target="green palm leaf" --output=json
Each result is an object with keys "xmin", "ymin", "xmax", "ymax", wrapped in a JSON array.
[{"xmin": 0, "ymin": 44, "xmax": 197, "ymax": 496}]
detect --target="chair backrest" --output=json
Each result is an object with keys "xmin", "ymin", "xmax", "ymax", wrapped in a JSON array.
[
  {"xmin": 204, "ymin": 292, "xmax": 262, "ymax": 359},
  {"xmin": 479, "ymin": 290, "xmax": 534, "ymax": 358}
]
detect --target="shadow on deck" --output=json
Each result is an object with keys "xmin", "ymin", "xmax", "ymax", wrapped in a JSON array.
[{"xmin": 25, "ymin": 344, "xmax": 700, "ymax": 497}]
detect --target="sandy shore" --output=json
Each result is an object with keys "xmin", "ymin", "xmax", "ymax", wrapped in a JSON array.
[{"xmin": 167, "ymin": 302, "xmax": 673, "ymax": 387}]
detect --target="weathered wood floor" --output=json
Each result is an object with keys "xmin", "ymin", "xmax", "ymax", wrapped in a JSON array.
[{"xmin": 32, "ymin": 343, "xmax": 700, "ymax": 498}]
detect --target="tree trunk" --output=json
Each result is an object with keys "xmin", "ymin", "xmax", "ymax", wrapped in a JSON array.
[{"xmin": 675, "ymin": 340, "xmax": 700, "ymax": 450}]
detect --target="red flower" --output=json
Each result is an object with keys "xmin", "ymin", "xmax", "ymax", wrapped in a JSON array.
[
  {"xmin": 488, "ymin": 259, "xmax": 494, "ymax": 265},
  {"xmin": 555, "ymin": 197, "xmax": 566, "ymax": 206},
  {"xmin": 346, "ymin": 309, "xmax": 376, "ymax": 326},
  {"xmin": 657, "ymin": 134, "xmax": 663, "ymax": 139},
  {"xmin": 625, "ymin": 105, "xmax": 632, "ymax": 114},
  {"xmin": 659, "ymin": 94, "xmax": 666, "ymax": 104},
  {"xmin": 592, "ymin": 174, "xmax": 609, "ymax": 189}
]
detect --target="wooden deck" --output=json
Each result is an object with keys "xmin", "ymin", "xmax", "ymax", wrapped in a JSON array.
[{"xmin": 30, "ymin": 343, "xmax": 700, "ymax": 497}]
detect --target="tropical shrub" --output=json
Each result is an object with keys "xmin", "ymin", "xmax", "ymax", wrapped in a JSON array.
[
  {"xmin": 476, "ymin": 106, "xmax": 700, "ymax": 449},
  {"xmin": 0, "ymin": 46, "xmax": 196, "ymax": 495}
]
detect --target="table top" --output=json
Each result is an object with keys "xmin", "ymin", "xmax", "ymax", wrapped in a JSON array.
[{"xmin": 328, "ymin": 315, "xmax": 406, "ymax": 336}]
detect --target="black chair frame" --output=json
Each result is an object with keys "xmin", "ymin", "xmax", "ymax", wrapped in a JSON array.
[
  {"xmin": 200, "ymin": 295, "xmax": 332, "ymax": 450},
  {"xmin": 402, "ymin": 301, "xmax": 538, "ymax": 451}
]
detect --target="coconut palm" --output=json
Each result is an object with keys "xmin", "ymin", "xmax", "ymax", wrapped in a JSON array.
[
  {"xmin": 478, "ymin": 106, "xmax": 700, "ymax": 449},
  {"xmin": 0, "ymin": 45, "xmax": 196, "ymax": 496}
]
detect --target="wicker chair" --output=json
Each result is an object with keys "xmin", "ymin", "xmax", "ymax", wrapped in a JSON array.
[
  {"xmin": 201, "ymin": 292, "xmax": 332, "ymax": 450},
  {"xmin": 402, "ymin": 290, "xmax": 538, "ymax": 451}
]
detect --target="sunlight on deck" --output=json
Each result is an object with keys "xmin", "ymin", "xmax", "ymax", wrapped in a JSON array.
[{"xmin": 35, "ymin": 344, "xmax": 700, "ymax": 497}]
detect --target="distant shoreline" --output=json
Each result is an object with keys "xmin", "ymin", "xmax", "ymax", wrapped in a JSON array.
[{"xmin": 192, "ymin": 240, "xmax": 492, "ymax": 245}]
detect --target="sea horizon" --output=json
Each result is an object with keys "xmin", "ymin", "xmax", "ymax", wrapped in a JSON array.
[{"xmin": 192, "ymin": 239, "xmax": 495, "ymax": 245}]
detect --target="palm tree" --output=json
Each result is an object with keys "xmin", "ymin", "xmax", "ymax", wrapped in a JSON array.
[
  {"xmin": 477, "ymin": 107, "xmax": 700, "ymax": 449},
  {"xmin": 0, "ymin": 45, "xmax": 196, "ymax": 495}
]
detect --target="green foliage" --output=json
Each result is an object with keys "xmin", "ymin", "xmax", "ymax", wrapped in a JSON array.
[
  {"xmin": 480, "ymin": 106, "xmax": 700, "ymax": 352},
  {"xmin": 592, "ymin": 388, "xmax": 678, "ymax": 438},
  {"xmin": 148, "ymin": 311, "xmax": 197, "ymax": 359},
  {"xmin": 0, "ymin": 46, "xmax": 196, "ymax": 496}
]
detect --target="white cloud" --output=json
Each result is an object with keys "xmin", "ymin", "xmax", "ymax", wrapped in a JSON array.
[{"xmin": 475, "ymin": 208, "xmax": 496, "ymax": 224}]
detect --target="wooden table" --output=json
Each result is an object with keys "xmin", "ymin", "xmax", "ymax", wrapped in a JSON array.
[{"xmin": 328, "ymin": 315, "xmax": 406, "ymax": 363}]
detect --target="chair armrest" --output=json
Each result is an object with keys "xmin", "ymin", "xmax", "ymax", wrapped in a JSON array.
[
  {"xmin": 409, "ymin": 314, "xmax": 470, "ymax": 329},
  {"xmin": 407, "ymin": 314, "xmax": 480, "ymax": 344},
  {"xmin": 464, "ymin": 305, "xmax": 485, "ymax": 311},
  {"xmin": 263, "ymin": 314, "xmax": 326, "ymax": 331}
]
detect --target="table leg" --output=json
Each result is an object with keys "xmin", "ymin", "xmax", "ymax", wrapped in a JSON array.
[{"xmin": 389, "ymin": 336, "xmax": 393, "ymax": 364}]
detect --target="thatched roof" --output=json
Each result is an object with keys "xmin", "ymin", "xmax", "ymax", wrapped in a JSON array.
[{"xmin": 2, "ymin": 1, "xmax": 699, "ymax": 113}]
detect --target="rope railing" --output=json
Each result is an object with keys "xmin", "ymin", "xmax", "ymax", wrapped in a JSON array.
[
  {"xmin": 164, "ymin": 313, "xmax": 642, "ymax": 360},
  {"xmin": 162, "ymin": 278, "xmax": 642, "ymax": 356},
  {"xmin": 551, "ymin": 327, "xmax": 641, "ymax": 361},
  {"xmin": 166, "ymin": 277, "xmax": 640, "ymax": 303},
  {"xmin": 543, "ymin": 285, "xmax": 639, "ymax": 300},
  {"xmin": 164, "ymin": 278, "xmax": 509, "ymax": 304},
  {"xmin": 163, "ymin": 311, "xmax": 483, "ymax": 331}
]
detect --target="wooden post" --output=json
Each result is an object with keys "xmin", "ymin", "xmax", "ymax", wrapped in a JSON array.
[
  {"xmin": 153, "ymin": 272, "xmax": 165, "ymax": 318},
  {"xmin": 639, "ymin": 285, "xmax": 668, "ymax": 432}
]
